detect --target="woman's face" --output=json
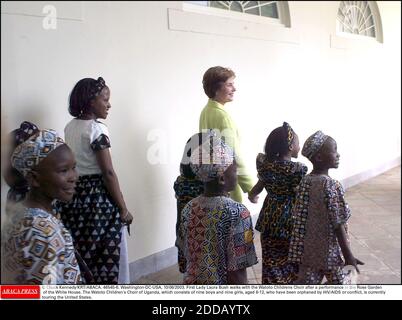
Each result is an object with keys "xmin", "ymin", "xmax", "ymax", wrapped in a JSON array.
[
  {"xmin": 33, "ymin": 145, "xmax": 78, "ymax": 202},
  {"xmin": 214, "ymin": 76, "xmax": 236, "ymax": 105},
  {"xmin": 90, "ymin": 86, "xmax": 111, "ymax": 119}
]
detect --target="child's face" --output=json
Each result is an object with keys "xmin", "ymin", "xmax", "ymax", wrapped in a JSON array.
[
  {"xmin": 223, "ymin": 161, "xmax": 238, "ymax": 192},
  {"xmin": 33, "ymin": 145, "xmax": 78, "ymax": 202},
  {"xmin": 317, "ymin": 137, "xmax": 340, "ymax": 169},
  {"xmin": 291, "ymin": 133, "xmax": 300, "ymax": 158},
  {"xmin": 90, "ymin": 86, "xmax": 111, "ymax": 119}
]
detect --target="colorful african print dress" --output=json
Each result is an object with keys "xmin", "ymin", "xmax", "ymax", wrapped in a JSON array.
[
  {"xmin": 254, "ymin": 153, "xmax": 307, "ymax": 284},
  {"xmin": 173, "ymin": 175, "xmax": 204, "ymax": 273},
  {"xmin": 288, "ymin": 174, "xmax": 351, "ymax": 284},
  {"xmin": 60, "ymin": 119, "xmax": 128, "ymax": 284},
  {"xmin": 177, "ymin": 195, "xmax": 258, "ymax": 284},
  {"xmin": 1, "ymin": 204, "xmax": 82, "ymax": 284}
]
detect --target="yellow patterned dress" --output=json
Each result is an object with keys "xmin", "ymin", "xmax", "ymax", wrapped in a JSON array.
[{"xmin": 255, "ymin": 153, "xmax": 307, "ymax": 284}]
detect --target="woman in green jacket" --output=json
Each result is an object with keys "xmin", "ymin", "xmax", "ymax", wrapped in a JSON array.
[{"xmin": 199, "ymin": 66, "xmax": 256, "ymax": 203}]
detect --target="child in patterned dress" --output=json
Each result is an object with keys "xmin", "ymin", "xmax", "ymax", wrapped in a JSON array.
[
  {"xmin": 248, "ymin": 122, "xmax": 307, "ymax": 284},
  {"xmin": 174, "ymin": 132, "xmax": 214, "ymax": 273},
  {"xmin": 177, "ymin": 134, "xmax": 258, "ymax": 284},
  {"xmin": 288, "ymin": 131, "xmax": 364, "ymax": 284},
  {"xmin": 1, "ymin": 129, "xmax": 82, "ymax": 284},
  {"xmin": 59, "ymin": 77, "xmax": 133, "ymax": 284}
]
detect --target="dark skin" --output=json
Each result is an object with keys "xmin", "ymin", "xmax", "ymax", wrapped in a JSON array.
[
  {"xmin": 24, "ymin": 144, "xmax": 78, "ymax": 213},
  {"xmin": 248, "ymin": 133, "xmax": 301, "ymax": 203},
  {"xmin": 203, "ymin": 161, "xmax": 247, "ymax": 284},
  {"xmin": 79, "ymin": 86, "xmax": 133, "ymax": 225},
  {"xmin": 311, "ymin": 137, "xmax": 364, "ymax": 273}
]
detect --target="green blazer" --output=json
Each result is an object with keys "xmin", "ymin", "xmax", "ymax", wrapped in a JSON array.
[{"xmin": 199, "ymin": 99, "xmax": 254, "ymax": 203}]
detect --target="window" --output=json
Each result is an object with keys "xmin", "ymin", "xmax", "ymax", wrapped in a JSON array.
[
  {"xmin": 336, "ymin": 1, "xmax": 383, "ymax": 43},
  {"xmin": 204, "ymin": 1, "xmax": 279, "ymax": 19},
  {"xmin": 185, "ymin": 1, "xmax": 290, "ymax": 27},
  {"xmin": 169, "ymin": 1, "xmax": 297, "ymax": 44}
]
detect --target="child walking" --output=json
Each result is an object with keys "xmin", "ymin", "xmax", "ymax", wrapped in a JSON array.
[
  {"xmin": 177, "ymin": 134, "xmax": 258, "ymax": 284},
  {"xmin": 288, "ymin": 131, "xmax": 364, "ymax": 284},
  {"xmin": 174, "ymin": 131, "xmax": 214, "ymax": 273},
  {"xmin": 60, "ymin": 77, "xmax": 133, "ymax": 284},
  {"xmin": 2, "ymin": 129, "xmax": 81, "ymax": 284},
  {"xmin": 248, "ymin": 122, "xmax": 307, "ymax": 284}
]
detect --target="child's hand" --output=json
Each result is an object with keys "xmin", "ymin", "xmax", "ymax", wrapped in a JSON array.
[
  {"xmin": 248, "ymin": 192, "xmax": 259, "ymax": 204},
  {"xmin": 121, "ymin": 210, "xmax": 133, "ymax": 225},
  {"xmin": 345, "ymin": 256, "xmax": 365, "ymax": 273}
]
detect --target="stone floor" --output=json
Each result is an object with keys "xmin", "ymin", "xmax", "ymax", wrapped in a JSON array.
[{"xmin": 134, "ymin": 166, "xmax": 401, "ymax": 285}]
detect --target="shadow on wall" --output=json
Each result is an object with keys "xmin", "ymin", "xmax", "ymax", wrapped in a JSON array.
[
  {"xmin": 1, "ymin": 105, "xmax": 52, "ymax": 220},
  {"xmin": 110, "ymin": 100, "xmax": 168, "ymax": 255}
]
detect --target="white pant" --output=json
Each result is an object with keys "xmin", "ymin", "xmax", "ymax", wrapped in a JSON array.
[{"xmin": 118, "ymin": 226, "xmax": 130, "ymax": 284}]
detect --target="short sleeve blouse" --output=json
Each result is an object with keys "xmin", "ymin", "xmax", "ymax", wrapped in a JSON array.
[{"xmin": 64, "ymin": 119, "xmax": 111, "ymax": 176}]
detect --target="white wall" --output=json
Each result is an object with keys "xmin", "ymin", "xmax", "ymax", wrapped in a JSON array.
[{"xmin": 1, "ymin": 1, "xmax": 400, "ymax": 263}]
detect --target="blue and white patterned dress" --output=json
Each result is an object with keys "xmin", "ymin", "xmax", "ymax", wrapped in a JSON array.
[{"xmin": 1, "ymin": 204, "xmax": 82, "ymax": 284}]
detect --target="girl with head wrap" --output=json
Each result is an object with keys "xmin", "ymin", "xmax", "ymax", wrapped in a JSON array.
[
  {"xmin": 288, "ymin": 131, "xmax": 364, "ymax": 284},
  {"xmin": 248, "ymin": 122, "xmax": 307, "ymax": 284},
  {"xmin": 1, "ymin": 129, "xmax": 82, "ymax": 284},
  {"xmin": 176, "ymin": 135, "xmax": 258, "ymax": 284},
  {"xmin": 59, "ymin": 77, "xmax": 132, "ymax": 284},
  {"xmin": 174, "ymin": 131, "xmax": 214, "ymax": 273},
  {"xmin": 2, "ymin": 121, "xmax": 39, "ymax": 214}
]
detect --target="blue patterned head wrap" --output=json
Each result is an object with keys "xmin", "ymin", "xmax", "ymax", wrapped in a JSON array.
[{"xmin": 11, "ymin": 129, "xmax": 65, "ymax": 177}]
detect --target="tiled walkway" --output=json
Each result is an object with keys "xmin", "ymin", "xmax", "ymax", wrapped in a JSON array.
[{"xmin": 134, "ymin": 166, "xmax": 401, "ymax": 284}]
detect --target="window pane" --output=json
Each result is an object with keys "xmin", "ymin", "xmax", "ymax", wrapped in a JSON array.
[
  {"xmin": 230, "ymin": 2, "xmax": 243, "ymax": 13},
  {"xmin": 210, "ymin": 1, "xmax": 230, "ymax": 10},
  {"xmin": 260, "ymin": 3, "xmax": 278, "ymax": 18},
  {"xmin": 205, "ymin": 1, "xmax": 280, "ymax": 19},
  {"xmin": 337, "ymin": 1, "xmax": 376, "ymax": 38}
]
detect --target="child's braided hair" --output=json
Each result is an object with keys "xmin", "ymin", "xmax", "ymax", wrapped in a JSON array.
[{"xmin": 68, "ymin": 77, "xmax": 107, "ymax": 117}]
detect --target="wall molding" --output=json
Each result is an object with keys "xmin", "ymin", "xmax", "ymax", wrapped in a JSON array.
[
  {"xmin": 167, "ymin": 8, "xmax": 300, "ymax": 44},
  {"xmin": 130, "ymin": 246, "xmax": 178, "ymax": 282},
  {"xmin": 330, "ymin": 34, "xmax": 382, "ymax": 50},
  {"xmin": 1, "ymin": 1, "xmax": 83, "ymax": 21},
  {"xmin": 341, "ymin": 157, "xmax": 401, "ymax": 190}
]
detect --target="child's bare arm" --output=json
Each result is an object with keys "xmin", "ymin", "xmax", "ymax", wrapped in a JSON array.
[
  {"xmin": 248, "ymin": 179, "xmax": 264, "ymax": 203},
  {"xmin": 227, "ymin": 268, "xmax": 247, "ymax": 284},
  {"xmin": 95, "ymin": 148, "xmax": 133, "ymax": 224},
  {"xmin": 335, "ymin": 224, "xmax": 364, "ymax": 272}
]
